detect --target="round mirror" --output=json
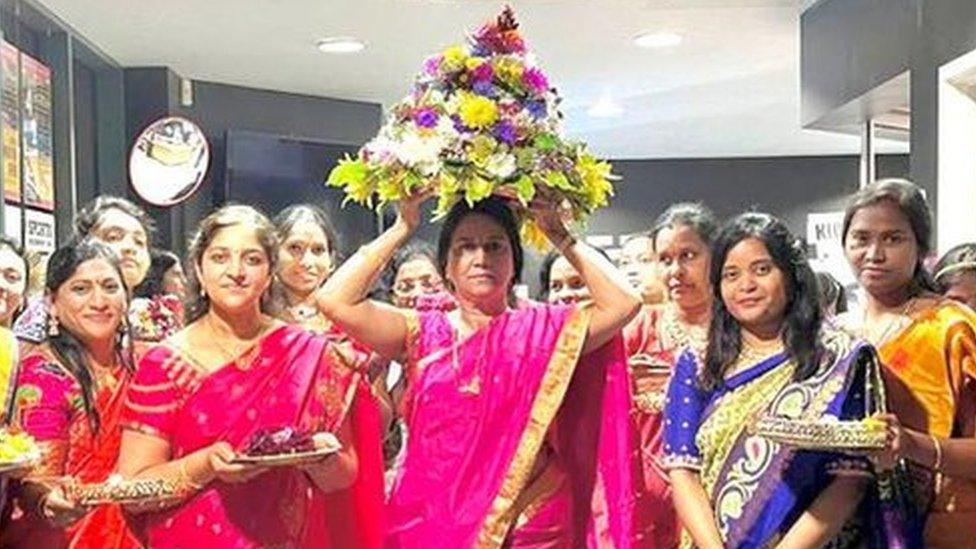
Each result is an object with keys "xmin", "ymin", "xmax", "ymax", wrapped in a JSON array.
[{"xmin": 128, "ymin": 116, "xmax": 209, "ymax": 206}]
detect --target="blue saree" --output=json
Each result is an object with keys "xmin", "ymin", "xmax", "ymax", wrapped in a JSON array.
[{"xmin": 662, "ymin": 329, "xmax": 885, "ymax": 548}]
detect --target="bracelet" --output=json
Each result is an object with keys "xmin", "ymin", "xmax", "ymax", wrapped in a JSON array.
[
  {"xmin": 179, "ymin": 459, "xmax": 206, "ymax": 491},
  {"xmin": 931, "ymin": 434, "xmax": 943, "ymax": 471}
]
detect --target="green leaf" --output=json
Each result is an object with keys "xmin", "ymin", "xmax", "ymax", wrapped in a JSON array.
[
  {"xmin": 533, "ymin": 134, "xmax": 558, "ymax": 151},
  {"xmin": 464, "ymin": 174, "xmax": 494, "ymax": 205},
  {"xmin": 326, "ymin": 156, "xmax": 367, "ymax": 188},
  {"xmin": 513, "ymin": 174, "xmax": 535, "ymax": 205},
  {"xmin": 544, "ymin": 171, "xmax": 572, "ymax": 191}
]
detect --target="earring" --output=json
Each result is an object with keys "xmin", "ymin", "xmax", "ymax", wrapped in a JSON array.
[{"xmin": 47, "ymin": 314, "xmax": 60, "ymax": 337}]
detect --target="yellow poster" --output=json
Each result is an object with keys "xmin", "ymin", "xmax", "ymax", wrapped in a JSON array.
[{"xmin": 1, "ymin": 42, "xmax": 19, "ymax": 203}]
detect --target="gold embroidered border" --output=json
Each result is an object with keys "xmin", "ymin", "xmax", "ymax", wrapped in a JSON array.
[
  {"xmin": 475, "ymin": 305, "xmax": 591, "ymax": 547},
  {"xmin": 128, "ymin": 381, "xmax": 178, "ymax": 393},
  {"xmin": 121, "ymin": 420, "xmax": 168, "ymax": 440},
  {"xmin": 122, "ymin": 398, "xmax": 178, "ymax": 414}
]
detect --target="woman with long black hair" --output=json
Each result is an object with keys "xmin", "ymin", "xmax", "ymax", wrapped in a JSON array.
[
  {"xmin": 3, "ymin": 239, "xmax": 139, "ymax": 547},
  {"xmin": 664, "ymin": 212, "xmax": 878, "ymax": 547}
]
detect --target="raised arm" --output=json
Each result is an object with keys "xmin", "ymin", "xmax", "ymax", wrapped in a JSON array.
[
  {"xmin": 316, "ymin": 193, "xmax": 428, "ymax": 360},
  {"xmin": 531, "ymin": 198, "xmax": 641, "ymax": 354}
]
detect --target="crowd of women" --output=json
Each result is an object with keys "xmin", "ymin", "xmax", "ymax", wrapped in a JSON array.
[{"xmin": 0, "ymin": 177, "xmax": 974, "ymax": 548}]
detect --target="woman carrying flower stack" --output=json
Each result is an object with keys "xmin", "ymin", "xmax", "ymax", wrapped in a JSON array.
[{"xmin": 324, "ymin": 8, "xmax": 640, "ymax": 547}]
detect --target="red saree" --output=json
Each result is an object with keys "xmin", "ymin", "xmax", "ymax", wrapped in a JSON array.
[{"xmin": 2, "ymin": 347, "xmax": 139, "ymax": 548}]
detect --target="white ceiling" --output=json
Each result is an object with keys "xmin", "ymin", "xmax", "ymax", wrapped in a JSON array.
[{"xmin": 41, "ymin": 0, "xmax": 907, "ymax": 159}]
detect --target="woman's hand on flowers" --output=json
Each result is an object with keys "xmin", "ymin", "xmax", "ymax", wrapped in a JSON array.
[
  {"xmin": 395, "ymin": 187, "xmax": 434, "ymax": 232},
  {"xmin": 527, "ymin": 192, "xmax": 573, "ymax": 248}
]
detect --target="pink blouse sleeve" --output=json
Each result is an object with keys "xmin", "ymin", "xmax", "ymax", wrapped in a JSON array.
[
  {"xmin": 122, "ymin": 346, "xmax": 183, "ymax": 443},
  {"xmin": 13, "ymin": 356, "xmax": 82, "ymax": 476}
]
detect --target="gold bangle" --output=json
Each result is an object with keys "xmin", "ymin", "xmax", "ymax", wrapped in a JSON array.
[
  {"xmin": 179, "ymin": 459, "xmax": 205, "ymax": 491},
  {"xmin": 931, "ymin": 434, "xmax": 943, "ymax": 471}
]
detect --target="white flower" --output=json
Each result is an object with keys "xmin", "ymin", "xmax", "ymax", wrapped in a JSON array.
[
  {"xmin": 485, "ymin": 152, "xmax": 517, "ymax": 179},
  {"xmin": 395, "ymin": 128, "xmax": 443, "ymax": 171}
]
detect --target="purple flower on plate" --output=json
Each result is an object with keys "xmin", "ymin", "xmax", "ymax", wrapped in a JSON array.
[{"xmin": 413, "ymin": 107, "xmax": 439, "ymax": 128}]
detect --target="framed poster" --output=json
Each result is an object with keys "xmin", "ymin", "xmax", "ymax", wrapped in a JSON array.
[
  {"xmin": 3, "ymin": 202, "xmax": 20, "ymax": 245},
  {"xmin": 23, "ymin": 208, "xmax": 54, "ymax": 256},
  {"xmin": 20, "ymin": 52, "xmax": 53, "ymax": 211},
  {"xmin": 1, "ymin": 41, "xmax": 19, "ymax": 203}
]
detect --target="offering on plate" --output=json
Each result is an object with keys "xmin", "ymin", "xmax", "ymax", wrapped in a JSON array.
[{"xmin": 232, "ymin": 427, "xmax": 341, "ymax": 466}]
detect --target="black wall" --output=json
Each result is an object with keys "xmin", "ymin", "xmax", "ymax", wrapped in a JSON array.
[{"xmin": 588, "ymin": 154, "xmax": 909, "ymax": 238}]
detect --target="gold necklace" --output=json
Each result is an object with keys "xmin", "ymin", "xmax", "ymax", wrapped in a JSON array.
[
  {"xmin": 729, "ymin": 336, "xmax": 784, "ymax": 377},
  {"xmin": 660, "ymin": 305, "xmax": 708, "ymax": 354},
  {"xmin": 861, "ymin": 298, "xmax": 915, "ymax": 346},
  {"xmin": 206, "ymin": 313, "xmax": 269, "ymax": 369}
]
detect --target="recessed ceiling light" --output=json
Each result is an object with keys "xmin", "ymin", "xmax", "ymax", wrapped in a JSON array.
[
  {"xmin": 633, "ymin": 31, "xmax": 683, "ymax": 49},
  {"xmin": 316, "ymin": 37, "xmax": 367, "ymax": 54},
  {"xmin": 587, "ymin": 95, "xmax": 623, "ymax": 118}
]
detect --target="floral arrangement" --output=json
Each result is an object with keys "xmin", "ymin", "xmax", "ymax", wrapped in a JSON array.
[
  {"xmin": 128, "ymin": 294, "xmax": 184, "ymax": 342},
  {"xmin": 326, "ymin": 6, "xmax": 616, "ymax": 248},
  {"xmin": 0, "ymin": 428, "xmax": 40, "ymax": 467}
]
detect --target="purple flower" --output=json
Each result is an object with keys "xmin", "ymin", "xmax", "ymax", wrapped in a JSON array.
[
  {"xmin": 522, "ymin": 68, "xmax": 549, "ymax": 94},
  {"xmin": 472, "ymin": 80, "xmax": 497, "ymax": 98},
  {"xmin": 423, "ymin": 55, "xmax": 442, "ymax": 76},
  {"xmin": 493, "ymin": 120, "xmax": 517, "ymax": 145},
  {"xmin": 413, "ymin": 108, "xmax": 439, "ymax": 128},
  {"xmin": 451, "ymin": 114, "xmax": 469, "ymax": 133},
  {"xmin": 471, "ymin": 62, "xmax": 494, "ymax": 83},
  {"xmin": 526, "ymin": 100, "xmax": 547, "ymax": 119}
]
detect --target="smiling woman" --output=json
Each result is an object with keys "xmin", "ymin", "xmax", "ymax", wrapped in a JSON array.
[
  {"xmin": 4, "ymin": 239, "xmax": 140, "ymax": 547},
  {"xmin": 115, "ymin": 204, "xmax": 384, "ymax": 548},
  {"xmin": 664, "ymin": 212, "xmax": 895, "ymax": 547}
]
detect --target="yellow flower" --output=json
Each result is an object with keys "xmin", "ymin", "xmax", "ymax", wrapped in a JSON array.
[
  {"xmin": 493, "ymin": 56, "xmax": 524, "ymax": 86},
  {"xmin": 465, "ymin": 56, "xmax": 485, "ymax": 71},
  {"xmin": 577, "ymin": 155, "xmax": 615, "ymax": 208},
  {"xmin": 442, "ymin": 45, "xmax": 468, "ymax": 71},
  {"xmin": 520, "ymin": 220, "xmax": 551, "ymax": 252},
  {"xmin": 458, "ymin": 93, "xmax": 499, "ymax": 129}
]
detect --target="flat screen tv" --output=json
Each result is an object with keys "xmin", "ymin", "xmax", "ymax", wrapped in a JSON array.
[{"xmin": 224, "ymin": 129, "xmax": 378, "ymax": 256}]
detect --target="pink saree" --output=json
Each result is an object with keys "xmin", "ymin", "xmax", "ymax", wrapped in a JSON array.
[
  {"xmin": 387, "ymin": 304, "xmax": 635, "ymax": 548},
  {"xmin": 122, "ymin": 324, "xmax": 384, "ymax": 548}
]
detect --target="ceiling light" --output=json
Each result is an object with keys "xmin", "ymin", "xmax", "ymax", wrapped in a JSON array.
[
  {"xmin": 587, "ymin": 95, "xmax": 623, "ymax": 118},
  {"xmin": 633, "ymin": 31, "xmax": 683, "ymax": 49},
  {"xmin": 316, "ymin": 37, "xmax": 367, "ymax": 54}
]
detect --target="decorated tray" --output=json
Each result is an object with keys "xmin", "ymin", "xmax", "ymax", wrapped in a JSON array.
[
  {"xmin": 65, "ymin": 475, "xmax": 183, "ymax": 506},
  {"xmin": 753, "ymin": 416, "xmax": 887, "ymax": 452},
  {"xmin": 230, "ymin": 428, "xmax": 341, "ymax": 467}
]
